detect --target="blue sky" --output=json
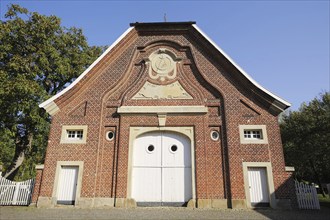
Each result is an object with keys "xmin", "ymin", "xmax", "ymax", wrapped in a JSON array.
[{"xmin": 1, "ymin": 0, "xmax": 329, "ymax": 110}]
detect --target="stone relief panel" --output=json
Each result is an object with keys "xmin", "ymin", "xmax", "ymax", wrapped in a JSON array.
[
  {"xmin": 147, "ymin": 48, "xmax": 181, "ymax": 83},
  {"xmin": 132, "ymin": 81, "xmax": 193, "ymax": 100}
]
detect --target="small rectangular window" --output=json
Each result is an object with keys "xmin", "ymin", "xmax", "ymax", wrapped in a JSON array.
[
  {"xmin": 76, "ymin": 130, "xmax": 83, "ymax": 139},
  {"xmin": 67, "ymin": 130, "xmax": 83, "ymax": 140},
  {"xmin": 243, "ymin": 130, "xmax": 263, "ymax": 140},
  {"xmin": 239, "ymin": 125, "xmax": 268, "ymax": 144},
  {"xmin": 61, "ymin": 125, "xmax": 88, "ymax": 144}
]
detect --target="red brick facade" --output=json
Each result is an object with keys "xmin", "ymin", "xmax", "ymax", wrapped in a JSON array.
[{"xmin": 36, "ymin": 22, "xmax": 296, "ymax": 208}]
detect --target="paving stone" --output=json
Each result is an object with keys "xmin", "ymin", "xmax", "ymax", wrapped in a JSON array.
[{"xmin": 1, "ymin": 206, "xmax": 330, "ymax": 220}]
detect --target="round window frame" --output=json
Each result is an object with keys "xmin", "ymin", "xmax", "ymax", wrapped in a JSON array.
[
  {"xmin": 210, "ymin": 130, "xmax": 220, "ymax": 141},
  {"xmin": 169, "ymin": 144, "xmax": 178, "ymax": 154},
  {"xmin": 146, "ymin": 144, "xmax": 155, "ymax": 154},
  {"xmin": 106, "ymin": 131, "xmax": 115, "ymax": 141}
]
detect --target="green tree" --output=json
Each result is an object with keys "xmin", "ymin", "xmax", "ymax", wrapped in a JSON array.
[
  {"xmin": 0, "ymin": 4, "xmax": 103, "ymax": 180},
  {"xmin": 280, "ymin": 92, "xmax": 330, "ymax": 196}
]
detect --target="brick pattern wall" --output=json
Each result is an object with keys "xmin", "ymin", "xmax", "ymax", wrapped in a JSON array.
[
  {"xmin": 31, "ymin": 168, "xmax": 43, "ymax": 204},
  {"xmin": 39, "ymin": 25, "xmax": 294, "ymax": 205}
]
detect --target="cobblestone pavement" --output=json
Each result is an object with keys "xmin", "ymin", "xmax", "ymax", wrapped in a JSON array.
[{"xmin": 1, "ymin": 206, "xmax": 330, "ymax": 220}]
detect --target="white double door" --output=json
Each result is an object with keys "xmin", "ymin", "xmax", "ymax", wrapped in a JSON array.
[{"xmin": 131, "ymin": 131, "xmax": 192, "ymax": 206}]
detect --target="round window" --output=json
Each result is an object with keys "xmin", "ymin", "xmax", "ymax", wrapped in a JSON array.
[
  {"xmin": 170, "ymin": 145, "xmax": 178, "ymax": 152},
  {"xmin": 147, "ymin": 145, "xmax": 155, "ymax": 153},
  {"xmin": 106, "ymin": 131, "xmax": 115, "ymax": 141},
  {"xmin": 211, "ymin": 131, "xmax": 220, "ymax": 141}
]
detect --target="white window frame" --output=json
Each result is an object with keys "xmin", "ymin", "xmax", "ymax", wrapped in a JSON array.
[
  {"xmin": 60, "ymin": 125, "xmax": 88, "ymax": 144},
  {"xmin": 210, "ymin": 130, "xmax": 220, "ymax": 141},
  {"xmin": 243, "ymin": 130, "xmax": 262, "ymax": 140},
  {"xmin": 67, "ymin": 130, "xmax": 83, "ymax": 139},
  {"xmin": 239, "ymin": 125, "xmax": 268, "ymax": 144},
  {"xmin": 106, "ymin": 130, "xmax": 115, "ymax": 141}
]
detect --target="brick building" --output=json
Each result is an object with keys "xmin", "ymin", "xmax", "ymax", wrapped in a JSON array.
[{"xmin": 34, "ymin": 22, "xmax": 295, "ymax": 209}]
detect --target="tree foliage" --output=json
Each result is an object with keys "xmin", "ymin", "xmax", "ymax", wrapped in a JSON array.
[
  {"xmin": 0, "ymin": 4, "xmax": 103, "ymax": 180},
  {"xmin": 281, "ymin": 92, "xmax": 330, "ymax": 193}
]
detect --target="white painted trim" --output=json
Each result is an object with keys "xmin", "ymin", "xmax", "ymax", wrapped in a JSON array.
[
  {"xmin": 39, "ymin": 27, "xmax": 135, "ymax": 111},
  {"xmin": 117, "ymin": 106, "xmax": 208, "ymax": 114},
  {"xmin": 192, "ymin": 24, "xmax": 291, "ymax": 109}
]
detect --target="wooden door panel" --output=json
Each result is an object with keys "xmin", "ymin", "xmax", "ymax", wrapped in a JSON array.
[{"xmin": 57, "ymin": 166, "xmax": 78, "ymax": 204}]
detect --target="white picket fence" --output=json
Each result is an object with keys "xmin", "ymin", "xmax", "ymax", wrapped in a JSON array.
[
  {"xmin": 295, "ymin": 181, "xmax": 320, "ymax": 209},
  {"xmin": 0, "ymin": 176, "xmax": 34, "ymax": 206}
]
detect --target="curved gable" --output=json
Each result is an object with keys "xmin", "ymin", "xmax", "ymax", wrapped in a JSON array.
[
  {"xmin": 39, "ymin": 22, "xmax": 290, "ymax": 116},
  {"xmin": 39, "ymin": 27, "xmax": 134, "ymax": 115},
  {"xmin": 192, "ymin": 24, "xmax": 290, "ymax": 112}
]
